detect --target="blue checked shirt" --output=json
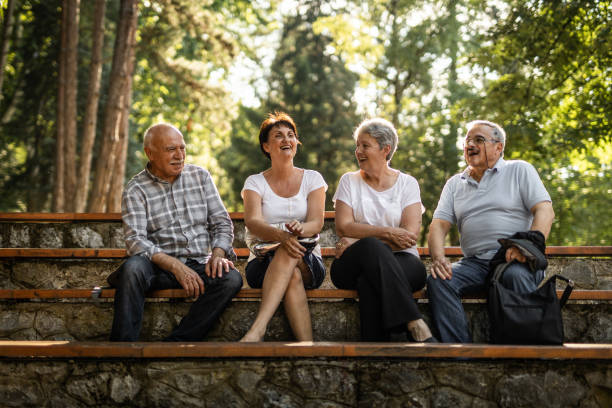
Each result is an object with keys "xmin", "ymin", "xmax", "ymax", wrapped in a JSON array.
[{"xmin": 122, "ymin": 164, "xmax": 236, "ymax": 263}]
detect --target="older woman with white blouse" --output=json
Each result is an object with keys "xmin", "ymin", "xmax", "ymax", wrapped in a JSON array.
[
  {"xmin": 331, "ymin": 118, "xmax": 436, "ymax": 342},
  {"xmin": 240, "ymin": 112, "xmax": 327, "ymax": 342}
]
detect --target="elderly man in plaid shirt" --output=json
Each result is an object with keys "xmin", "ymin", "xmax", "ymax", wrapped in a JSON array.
[{"xmin": 108, "ymin": 123, "xmax": 243, "ymax": 341}]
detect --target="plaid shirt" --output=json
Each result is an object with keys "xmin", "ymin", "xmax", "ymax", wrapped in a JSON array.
[{"xmin": 122, "ymin": 164, "xmax": 236, "ymax": 263}]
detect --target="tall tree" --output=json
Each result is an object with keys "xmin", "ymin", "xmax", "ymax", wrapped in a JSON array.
[
  {"xmin": 62, "ymin": 0, "xmax": 80, "ymax": 211},
  {"xmin": 74, "ymin": 0, "xmax": 106, "ymax": 212},
  {"xmin": 88, "ymin": 0, "xmax": 137, "ymax": 212}
]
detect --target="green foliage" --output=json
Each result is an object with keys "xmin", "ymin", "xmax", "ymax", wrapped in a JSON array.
[{"xmin": 220, "ymin": 0, "xmax": 361, "ymax": 210}]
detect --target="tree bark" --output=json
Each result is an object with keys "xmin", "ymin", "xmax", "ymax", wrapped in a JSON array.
[
  {"xmin": 107, "ymin": 17, "xmax": 136, "ymax": 213},
  {"xmin": 0, "ymin": 0, "xmax": 16, "ymax": 96},
  {"xmin": 62, "ymin": 0, "xmax": 80, "ymax": 212},
  {"xmin": 88, "ymin": 0, "xmax": 138, "ymax": 212},
  {"xmin": 75, "ymin": 0, "xmax": 106, "ymax": 212},
  {"xmin": 53, "ymin": 1, "xmax": 68, "ymax": 212}
]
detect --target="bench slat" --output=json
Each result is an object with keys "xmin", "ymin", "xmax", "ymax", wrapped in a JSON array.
[
  {"xmin": 0, "ymin": 288, "xmax": 609, "ymax": 301},
  {"xmin": 0, "ymin": 212, "xmax": 337, "ymax": 221},
  {"xmin": 0, "ymin": 340, "xmax": 609, "ymax": 359},
  {"xmin": 2, "ymin": 246, "xmax": 610, "ymax": 258}
]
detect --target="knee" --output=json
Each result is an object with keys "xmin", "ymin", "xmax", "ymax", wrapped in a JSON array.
[
  {"xmin": 426, "ymin": 274, "xmax": 452, "ymax": 298},
  {"xmin": 500, "ymin": 263, "xmax": 538, "ymax": 290},
  {"xmin": 288, "ymin": 267, "xmax": 303, "ymax": 289},
  {"xmin": 115, "ymin": 256, "xmax": 150, "ymax": 287},
  {"xmin": 222, "ymin": 268, "xmax": 243, "ymax": 292}
]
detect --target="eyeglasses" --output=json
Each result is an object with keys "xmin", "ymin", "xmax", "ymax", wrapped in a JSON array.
[{"xmin": 463, "ymin": 136, "xmax": 499, "ymax": 148}]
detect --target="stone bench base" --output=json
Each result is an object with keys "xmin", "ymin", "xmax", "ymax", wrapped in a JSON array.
[
  {"xmin": 0, "ymin": 342, "xmax": 610, "ymax": 407},
  {"xmin": 2, "ymin": 299, "xmax": 610, "ymax": 343}
]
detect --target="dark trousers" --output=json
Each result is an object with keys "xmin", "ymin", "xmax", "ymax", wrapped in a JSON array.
[
  {"xmin": 109, "ymin": 255, "xmax": 243, "ymax": 341},
  {"xmin": 330, "ymin": 237, "xmax": 426, "ymax": 341}
]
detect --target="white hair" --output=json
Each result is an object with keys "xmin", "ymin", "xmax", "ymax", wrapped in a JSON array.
[
  {"xmin": 466, "ymin": 120, "xmax": 506, "ymax": 156},
  {"xmin": 353, "ymin": 118, "xmax": 399, "ymax": 161}
]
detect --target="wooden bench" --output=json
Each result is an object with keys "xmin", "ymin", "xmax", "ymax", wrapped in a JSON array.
[{"xmin": 0, "ymin": 340, "xmax": 610, "ymax": 359}]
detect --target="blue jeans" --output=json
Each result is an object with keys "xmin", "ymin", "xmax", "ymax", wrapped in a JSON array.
[
  {"xmin": 109, "ymin": 256, "xmax": 243, "ymax": 341},
  {"xmin": 426, "ymin": 257, "xmax": 544, "ymax": 343}
]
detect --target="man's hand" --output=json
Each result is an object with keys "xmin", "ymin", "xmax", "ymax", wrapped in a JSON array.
[
  {"xmin": 173, "ymin": 263, "xmax": 205, "ymax": 298},
  {"xmin": 430, "ymin": 255, "xmax": 453, "ymax": 280},
  {"xmin": 205, "ymin": 248, "xmax": 235, "ymax": 279},
  {"xmin": 385, "ymin": 227, "xmax": 418, "ymax": 249},
  {"xmin": 335, "ymin": 237, "xmax": 358, "ymax": 258},
  {"xmin": 505, "ymin": 246, "xmax": 526, "ymax": 263}
]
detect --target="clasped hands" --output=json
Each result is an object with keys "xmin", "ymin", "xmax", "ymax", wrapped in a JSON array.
[{"xmin": 280, "ymin": 220, "xmax": 307, "ymax": 259}]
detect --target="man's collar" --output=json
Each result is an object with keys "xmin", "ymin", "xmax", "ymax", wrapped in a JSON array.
[{"xmin": 145, "ymin": 162, "xmax": 170, "ymax": 183}]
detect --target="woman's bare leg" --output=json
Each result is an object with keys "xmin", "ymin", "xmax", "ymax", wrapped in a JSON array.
[
  {"xmin": 283, "ymin": 266, "xmax": 312, "ymax": 341},
  {"xmin": 240, "ymin": 247, "xmax": 298, "ymax": 342}
]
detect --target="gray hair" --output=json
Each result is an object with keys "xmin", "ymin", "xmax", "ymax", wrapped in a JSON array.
[
  {"xmin": 466, "ymin": 120, "xmax": 506, "ymax": 157},
  {"xmin": 353, "ymin": 118, "xmax": 399, "ymax": 161},
  {"xmin": 143, "ymin": 123, "xmax": 182, "ymax": 150}
]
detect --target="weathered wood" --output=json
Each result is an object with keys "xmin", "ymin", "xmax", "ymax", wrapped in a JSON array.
[
  {"xmin": 0, "ymin": 341, "xmax": 609, "ymax": 360},
  {"xmin": 0, "ymin": 288, "xmax": 609, "ymax": 301}
]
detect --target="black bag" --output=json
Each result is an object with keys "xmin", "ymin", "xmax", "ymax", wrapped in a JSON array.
[{"xmin": 488, "ymin": 262, "xmax": 574, "ymax": 344}]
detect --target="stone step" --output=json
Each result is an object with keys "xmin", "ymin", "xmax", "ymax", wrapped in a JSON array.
[
  {"xmin": 1, "ymin": 249, "xmax": 611, "ymax": 290},
  {"xmin": 1, "ymin": 295, "xmax": 610, "ymax": 343},
  {"xmin": 0, "ymin": 341, "xmax": 610, "ymax": 408}
]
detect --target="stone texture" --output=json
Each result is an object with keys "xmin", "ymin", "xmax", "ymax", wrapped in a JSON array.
[
  {"xmin": 9, "ymin": 224, "xmax": 31, "ymax": 247},
  {"xmin": 0, "ymin": 359, "xmax": 609, "ymax": 407},
  {"xmin": 69, "ymin": 226, "xmax": 105, "ymax": 248},
  {"xmin": 0, "ymin": 299, "xmax": 609, "ymax": 342}
]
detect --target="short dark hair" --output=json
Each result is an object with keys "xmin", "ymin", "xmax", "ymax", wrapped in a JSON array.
[{"xmin": 258, "ymin": 111, "xmax": 299, "ymax": 160}]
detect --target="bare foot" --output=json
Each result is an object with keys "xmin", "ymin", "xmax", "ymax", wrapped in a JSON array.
[
  {"xmin": 407, "ymin": 318, "xmax": 433, "ymax": 342},
  {"xmin": 239, "ymin": 328, "xmax": 265, "ymax": 342}
]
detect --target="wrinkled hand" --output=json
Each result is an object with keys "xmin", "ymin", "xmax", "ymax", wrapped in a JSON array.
[
  {"xmin": 430, "ymin": 256, "xmax": 453, "ymax": 280},
  {"xmin": 285, "ymin": 220, "xmax": 304, "ymax": 237},
  {"xmin": 386, "ymin": 227, "xmax": 418, "ymax": 249},
  {"xmin": 174, "ymin": 264, "xmax": 205, "ymax": 298},
  {"xmin": 205, "ymin": 253, "xmax": 235, "ymax": 279},
  {"xmin": 335, "ymin": 237, "xmax": 357, "ymax": 258},
  {"xmin": 505, "ymin": 246, "xmax": 526, "ymax": 264},
  {"xmin": 280, "ymin": 231, "xmax": 306, "ymax": 259}
]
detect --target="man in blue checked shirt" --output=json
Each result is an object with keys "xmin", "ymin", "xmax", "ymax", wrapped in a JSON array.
[{"xmin": 108, "ymin": 123, "xmax": 243, "ymax": 341}]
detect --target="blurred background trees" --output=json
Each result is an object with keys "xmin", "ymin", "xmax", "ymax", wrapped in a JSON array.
[{"xmin": 0, "ymin": 0, "xmax": 610, "ymax": 246}]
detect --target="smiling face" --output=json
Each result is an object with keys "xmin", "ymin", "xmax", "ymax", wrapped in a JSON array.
[
  {"xmin": 463, "ymin": 124, "xmax": 503, "ymax": 173},
  {"xmin": 355, "ymin": 132, "xmax": 390, "ymax": 172},
  {"xmin": 144, "ymin": 125, "xmax": 186, "ymax": 183},
  {"xmin": 262, "ymin": 124, "xmax": 299, "ymax": 162}
]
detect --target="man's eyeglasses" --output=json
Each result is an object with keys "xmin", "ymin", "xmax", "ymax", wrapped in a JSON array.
[{"xmin": 463, "ymin": 136, "xmax": 499, "ymax": 148}]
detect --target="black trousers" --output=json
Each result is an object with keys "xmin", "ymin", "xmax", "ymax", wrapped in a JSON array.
[
  {"xmin": 330, "ymin": 237, "xmax": 426, "ymax": 341},
  {"xmin": 108, "ymin": 256, "xmax": 243, "ymax": 341}
]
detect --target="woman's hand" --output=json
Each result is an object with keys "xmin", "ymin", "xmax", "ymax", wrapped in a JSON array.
[
  {"xmin": 385, "ymin": 227, "xmax": 418, "ymax": 249},
  {"xmin": 285, "ymin": 220, "xmax": 305, "ymax": 237},
  {"xmin": 280, "ymin": 231, "xmax": 306, "ymax": 258},
  {"xmin": 335, "ymin": 237, "xmax": 358, "ymax": 258}
]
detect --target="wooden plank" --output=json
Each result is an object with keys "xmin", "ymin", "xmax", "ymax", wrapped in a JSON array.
[
  {"xmin": 0, "ymin": 212, "xmax": 336, "ymax": 222},
  {"xmin": 0, "ymin": 341, "xmax": 609, "ymax": 360},
  {"xmin": 2, "ymin": 246, "xmax": 611, "ymax": 259},
  {"xmin": 0, "ymin": 288, "xmax": 609, "ymax": 301}
]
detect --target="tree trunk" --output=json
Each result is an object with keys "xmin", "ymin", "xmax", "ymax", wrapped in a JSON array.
[
  {"xmin": 63, "ymin": 0, "xmax": 80, "ymax": 212},
  {"xmin": 53, "ymin": 1, "xmax": 68, "ymax": 212},
  {"xmin": 75, "ymin": 0, "xmax": 106, "ymax": 213},
  {"xmin": 107, "ymin": 19, "xmax": 136, "ymax": 213},
  {"xmin": 0, "ymin": 0, "xmax": 16, "ymax": 96},
  {"xmin": 88, "ymin": 0, "xmax": 138, "ymax": 212}
]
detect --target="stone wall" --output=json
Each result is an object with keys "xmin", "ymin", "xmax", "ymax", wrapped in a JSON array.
[
  {"xmin": 0, "ymin": 358, "xmax": 609, "ymax": 407},
  {"xmin": 1, "ymin": 300, "xmax": 610, "ymax": 343}
]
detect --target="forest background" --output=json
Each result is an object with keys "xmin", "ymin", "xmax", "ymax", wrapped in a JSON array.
[{"xmin": 0, "ymin": 0, "xmax": 609, "ymax": 247}]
